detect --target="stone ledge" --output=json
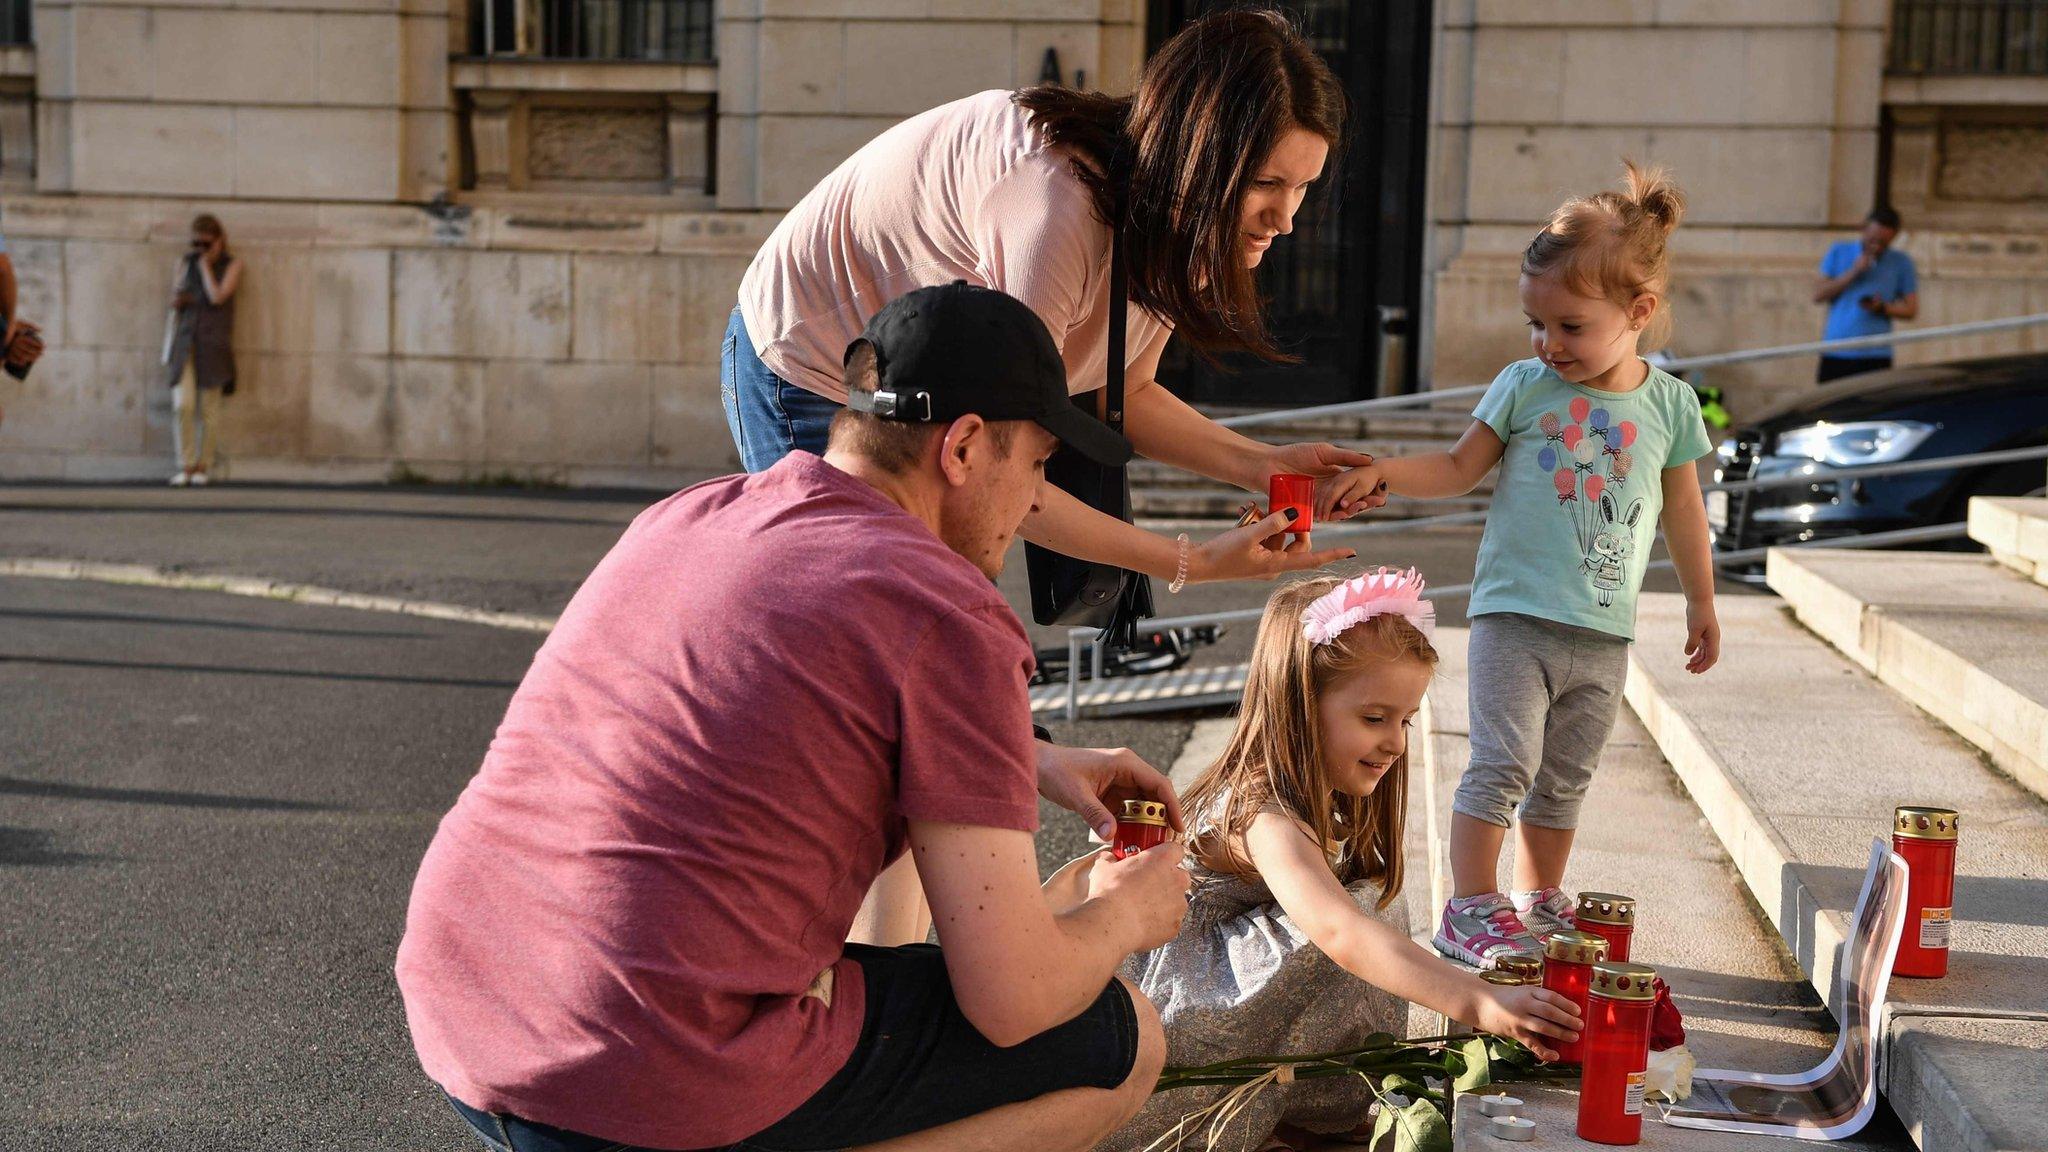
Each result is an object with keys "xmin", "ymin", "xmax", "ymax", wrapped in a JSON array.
[
  {"xmin": 1766, "ymin": 547, "xmax": 2048, "ymax": 805},
  {"xmin": 450, "ymin": 57, "xmax": 717, "ymax": 96},
  {"xmin": 1625, "ymin": 592, "xmax": 2048, "ymax": 1152},
  {"xmin": 1968, "ymin": 496, "xmax": 2048, "ymax": 588}
]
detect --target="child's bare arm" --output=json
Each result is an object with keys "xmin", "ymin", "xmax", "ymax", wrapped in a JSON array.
[
  {"xmin": 1660, "ymin": 464, "xmax": 1720, "ymax": 674},
  {"xmin": 1317, "ymin": 421, "xmax": 1508, "ymax": 520},
  {"xmin": 1245, "ymin": 813, "xmax": 1579, "ymax": 1058}
]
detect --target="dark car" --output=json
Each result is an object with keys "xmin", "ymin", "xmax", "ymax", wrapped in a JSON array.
[{"xmin": 1710, "ymin": 352, "xmax": 2048, "ymax": 581}]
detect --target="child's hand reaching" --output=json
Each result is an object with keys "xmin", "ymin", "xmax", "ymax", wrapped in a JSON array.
[
  {"xmin": 1314, "ymin": 464, "xmax": 1387, "ymax": 523},
  {"xmin": 1685, "ymin": 598, "xmax": 1720, "ymax": 674},
  {"xmin": 1475, "ymin": 984, "xmax": 1582, "ymax": 1064}
]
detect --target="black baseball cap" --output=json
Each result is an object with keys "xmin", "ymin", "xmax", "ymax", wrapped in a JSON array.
[{"xmin": 842, "ymin": 282, "xmax": 1132, "ymax": 467}]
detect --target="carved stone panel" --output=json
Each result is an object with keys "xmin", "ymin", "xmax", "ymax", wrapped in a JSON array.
[
  {"xmin": 1938, "ymin": 121, "xmax": 2048, "ymax": 203},
  {"xmin": 528, "ymin": 103, "xmax": 665, "ymax": 186}
]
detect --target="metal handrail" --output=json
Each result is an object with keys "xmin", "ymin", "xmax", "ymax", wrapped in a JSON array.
[
  {"xmin": 1063, "ymin": 441, "xmax": 2048, "ymax": 717},
  {"xmin": 1213, "ymin": 312, "xmax": 2048, "ymax": 429}
]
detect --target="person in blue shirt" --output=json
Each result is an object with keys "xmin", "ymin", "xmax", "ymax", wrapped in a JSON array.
[{"xmin": 1812, "ymin": 206, "xmax": 1918, "ymax": 383}]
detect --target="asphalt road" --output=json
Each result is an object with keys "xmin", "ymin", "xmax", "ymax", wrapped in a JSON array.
[{"xmin": 0, "ymin": 481, "xmax": 1750, "ymax": 1150}]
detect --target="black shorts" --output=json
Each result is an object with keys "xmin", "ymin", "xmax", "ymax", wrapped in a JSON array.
[
  {"xmin": 732, "ymin": 943, "xmax": 1139, "ymax": 1150},
  {"xmin": 445, "ymin": 943, "xmax": 1138, "ymax": 1152}
]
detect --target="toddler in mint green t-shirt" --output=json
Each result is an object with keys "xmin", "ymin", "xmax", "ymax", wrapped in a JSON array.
[{"xmin": 1314, "ymin": 162, "xmax": 1722, "ymax": 972}]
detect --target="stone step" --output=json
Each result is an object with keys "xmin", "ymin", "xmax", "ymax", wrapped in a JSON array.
[
  {"xmin": 1625, "ymin": 591, "xmax": 2048, "ymax": 1152},
  {"xmin": 1421, "ymin": 626, "xmax": 1910, "ymax": 1151},
  {"xmin": 1195, "ymin": 403, "xmax": 1479, "ymax": 443},
  {"xmin": 1129, "ymin": 487, "xmax": 1492, "ymax": 521},
  {"xmin": 1126, "ymin": 444, "xmax": 1491, "ymax": 488},
  {"xmin": 1968, "ymin": 496, "xmax": 2048, "ymax": 589},
  {"xmin": 1767, "ymin": 547, "xmax": 2048, "ymax": 806}
]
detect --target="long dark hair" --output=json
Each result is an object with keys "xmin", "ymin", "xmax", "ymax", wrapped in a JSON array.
[
  {"xmin": 191, "ymin": 213, "xmax": 232, "ymax": 264},
  {"xmin": 1014, "ymin": 8, "xmax": 1346, "ymax": 362}
]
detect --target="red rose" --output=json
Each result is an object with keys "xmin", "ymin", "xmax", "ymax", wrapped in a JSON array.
[{"xmin": 1649, "ymin": 977, "xmax": 1687, "ymax": 1052}]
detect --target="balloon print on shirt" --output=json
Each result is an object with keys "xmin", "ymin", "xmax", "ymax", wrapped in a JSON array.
[{"xmin": 1538, "ymin": 401, "xmax": 1640, "ymax": 606}]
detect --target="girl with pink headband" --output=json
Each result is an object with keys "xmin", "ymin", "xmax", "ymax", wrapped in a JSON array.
[{"xmin": 1081, "ymin": 570, "xmax": 1581, "ymax": 1152}]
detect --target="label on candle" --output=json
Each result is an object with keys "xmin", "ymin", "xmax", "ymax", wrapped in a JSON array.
[
  {"xmin": 1919, "ymin": 907, "xmax": 1952, "ymax": 949},
  {"xmin": 1624, "ymin": 1071, "xmax": 1646, "ymax": 1116}
]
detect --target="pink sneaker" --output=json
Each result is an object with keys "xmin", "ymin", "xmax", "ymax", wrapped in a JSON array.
[
  {"xmin": 1514, "ymin": 886, "xmax": 1578, "ymax": 942},
  {"xmin": 1433, "ymin": 893, "xmax": 1541, "ymax": 968}
]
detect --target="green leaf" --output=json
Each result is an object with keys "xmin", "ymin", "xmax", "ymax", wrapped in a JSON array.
[
  {"xmin": 1488, "ymin": 1035, "xmax": 1542, "ymax": 1071},
  {"xmin": 1380, "ymin": 1072, "xmax": 1427, "ymax": 1102},
  {"xmin": 1453, "ymin": 1035, "xmax": 1493, "ymax": 1092},
  {"xmin": 1370, "ymin": 1103, "xmax": 1396, "ymax": 1147},
  {"xmin": 1386, "ymin": 1096, "xmax": 1452, "ymax": 1152},
  {"xmin": 1360, "ymin": 1030, "xmax": 1399, "ymax": 1050}
]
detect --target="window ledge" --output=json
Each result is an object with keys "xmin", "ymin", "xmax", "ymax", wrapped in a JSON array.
[
  {"xmin": 451, "ymin": 56, "xmax": 716, "ymax": 96},
  {"xmin": 1883, "ymin": 74, "xmax": 2048, "ymax": 106}
]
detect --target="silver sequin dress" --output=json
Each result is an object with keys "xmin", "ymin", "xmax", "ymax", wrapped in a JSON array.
[{"xmin": 1102, "ymin": 863, "xmax": 1410, "ymax": 1152}]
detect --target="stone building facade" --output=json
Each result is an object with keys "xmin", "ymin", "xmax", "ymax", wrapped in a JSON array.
[
  {"xmin": 1429, "ymin": 0, "xmax": 2048, "ymax": 409},
  {"xmin": 0, "ymin": 0, "xmax": 2042, "ymax": 484}
]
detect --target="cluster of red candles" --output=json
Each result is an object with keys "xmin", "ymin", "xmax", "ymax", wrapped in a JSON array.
[
  {"xmin": 1516, "ymin": 802, "xmax": 1962, "ymax": 1145},
  {"xmin": 1505, "ymin": 892, "xmax": 1656, "ymax": 1145}
]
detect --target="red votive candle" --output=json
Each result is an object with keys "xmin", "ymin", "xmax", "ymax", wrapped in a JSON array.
[
  {"xmin": 1575, "ymin": 891, "xmax": 1637, "ymax": 962},
  {"xmin": 1539, "ymin": 930, "xmax": 1609, "ymax": 1064},
  {"xmin": 1269, "ymin": 473, "xmax": 1314, "ymax": 535},
  {"xmin": 1893, "ymin": 806, "xmax": 1959, "ymax": 978},
  {"xmin": 1112, "ymin": 799, "xmax": 1170, "ymax": 860},
  {"xmin": 1577, "ymin": 961, "xmax": 1659, "ymax": 1145}
]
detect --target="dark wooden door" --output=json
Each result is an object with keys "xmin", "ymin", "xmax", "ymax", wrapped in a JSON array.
[{"xmin": 1145, "ymin": 0, "xmax": 1433, "ymax": 407}]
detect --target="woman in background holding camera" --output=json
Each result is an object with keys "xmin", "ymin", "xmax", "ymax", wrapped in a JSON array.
[{"xmin": 163, "ymin": 213, "xmax": 241, "ymax": 487}]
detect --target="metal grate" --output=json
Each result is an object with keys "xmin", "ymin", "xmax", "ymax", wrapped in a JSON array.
[
  {"xmin": 474, "ymin": 0, "xmax": 713, "ymax": 62},
  {"xmin": 1889, "ymin": 0, "xmax": 2048, "ymax": 75},
  {"xmin": 1029, "ymin": 662, "xmax": 1248, "ymax": 720},
  {"xmin": 0, "ymin": 0, "xmax": 29, "ymax": 46}
]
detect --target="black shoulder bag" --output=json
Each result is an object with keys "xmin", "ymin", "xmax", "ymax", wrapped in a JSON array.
[{"xmin": 1024, "ymin": 228, "xmax": 1154, "ymax": 648}]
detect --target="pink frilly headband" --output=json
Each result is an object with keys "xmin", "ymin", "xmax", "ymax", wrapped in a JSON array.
[{"xmin": 1301, "ymin": 567, "xmax": 1435, "ymax": 647}]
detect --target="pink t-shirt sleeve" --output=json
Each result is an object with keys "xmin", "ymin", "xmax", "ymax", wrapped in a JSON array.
[
  {"xmin": 969, "ymin": 153, "xmax": 1106, "ymax": 355},
  {"xmin": 896, "ymin": 603, "xmax": 1041, "ymax": 832}
]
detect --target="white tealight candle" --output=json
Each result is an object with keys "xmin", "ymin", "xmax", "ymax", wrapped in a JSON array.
[
  {"xmin": 1479, "ymin": 1093, "xmax": 1524, "ymax": 1117},
  {"xmin": 1488, "ymin": 1114, "xmax": 1537, "ymax": 1142}
]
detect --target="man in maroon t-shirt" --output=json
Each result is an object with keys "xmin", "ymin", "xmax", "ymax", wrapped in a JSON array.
[{"xmin": 397, "ymin": 285, "xmax": 1309, "ymax": 1152}]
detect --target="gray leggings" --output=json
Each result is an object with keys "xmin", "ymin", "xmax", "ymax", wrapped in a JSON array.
[{"xmin": 1453, "ymin": 612, "xmax": 1630, "ymax": 831}]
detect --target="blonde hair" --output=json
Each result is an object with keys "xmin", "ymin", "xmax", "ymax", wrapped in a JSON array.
[
  {"xmin": 1179, "ymin": 577, "xmax": 1437, "ymax": 908},
  {"xmin": 1521, "ymin": 161, "xmax": 1685, "ymax": 350}
]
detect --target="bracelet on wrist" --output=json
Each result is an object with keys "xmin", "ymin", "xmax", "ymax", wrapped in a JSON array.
[{"xmin": 1168, "ymin": 532, "xmax": 1191, "ymax": 594}]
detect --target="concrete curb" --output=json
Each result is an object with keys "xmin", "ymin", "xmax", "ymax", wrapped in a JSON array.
[{"xmin": 0, "ymin": 557, "xmax": 559, "ymax": 633}]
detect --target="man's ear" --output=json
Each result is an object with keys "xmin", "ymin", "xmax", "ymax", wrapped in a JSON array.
[{"xmin": 936, "ymin": 414, "xmax": 987, "ymax": 486}]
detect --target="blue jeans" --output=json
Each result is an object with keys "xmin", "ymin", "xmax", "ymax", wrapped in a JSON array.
[
  {"xmin": 721, "ymin": 307, "xmax": 842, "ymax": 473},
  {"xmin": 446, "ymin": 1092, "xmax": 657, "ymax": 1152}
]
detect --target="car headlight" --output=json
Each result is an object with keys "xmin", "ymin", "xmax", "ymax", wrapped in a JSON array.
[{"xmin": 1771, "ymin": 421, "xmax": 1936, "ymax": 467}]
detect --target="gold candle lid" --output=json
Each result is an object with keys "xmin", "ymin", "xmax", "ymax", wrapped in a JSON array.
[
  {"xmin": 1894, "ymin": 806, "xmax": 1960, "ymax": 842},
  {"xmin": 1492, "ymin": 953, "xmax": 1543, "ymax": 983},
  {"xmin": 1119, "ymin": 799, "xmax": 1169, "ymax": 828},
  {"xmin": 1481, "ymin": 969, "xmax": 1531, "ymax": 986},
  {"xmin": 1575, "ymin": 891, "xmax": 1636, "ymax": 927},
  {"xmin": 1590, "ymin": 961, "xmax": 1659, "ymax": 1002},
  {"xmin": 1543, "ymin": 930, "xmax": 1610, "ymax": 966}
]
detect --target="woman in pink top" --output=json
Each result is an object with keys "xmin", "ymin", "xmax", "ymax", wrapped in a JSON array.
[{"xmin": 726, "ymin": 10, "xmax": 1382, "ymax": 588}]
